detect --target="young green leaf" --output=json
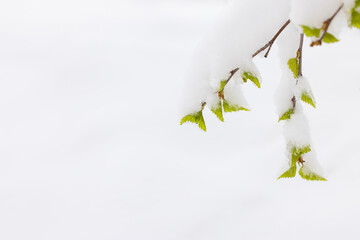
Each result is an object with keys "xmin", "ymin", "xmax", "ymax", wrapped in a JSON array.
[
  {"xmin": 180, "ymin": 111, "xmax": 206, "ymax": 131},
  {"xmin": 210, "ymin": 100, "xmax": 224, "ymax": 122},
  {"xmin": 322, "ymin": 32, "xmax": 339, "ymax": 43},
  {"xmin": 299, "ymin": 166, "xmax": 327, "ymax": 181},
  {"xmin": 301, "ymin": 91, "xmax": 316, "ymax": 108},
  {"xmin": 287, "ymin": 58, "xmax": 299, "ymax": 79},
  {"xmin": 351, "ymin": 10, "xmax": 360, "ymax": 29},
  {"xmin": 278, "ymin": 108, "xmax": 294, "ymax": 122},
  {"xmin": 219, "ymin": 80, "xmax": 227, "ymax": 92},
  {"xmin": 223, "ymin": 100, "xmax": 250, "ymax": 113},
  {"xmin": 278, "ymin": 165, "xmax": 297, "ymax": 179},
  {"xmin": 301, "ymin": 25, "xmax": 320, "ymax": 37},
  {"xmin": 242, "ymin": 72, "xmax": 260, "ymax": 88}
]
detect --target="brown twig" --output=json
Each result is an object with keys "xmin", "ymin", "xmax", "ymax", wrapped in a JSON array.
[
  {"xmin": 297, "ymin": 33, "xmax": 304, "ymax": 79},
  {"xmin": 225, "ymin": 68, "xmax": 240, "ymax": 85},
  {"xmin": 310, "ymin": 3, "xmax": 343, "ymax": 47},
  {"xmin": 292, "ymin": 33, "xmax": 304, "ymax": 109},
  {"xmin": 252, "ymin": 19, "xmax": 291, "ymax": 58}
]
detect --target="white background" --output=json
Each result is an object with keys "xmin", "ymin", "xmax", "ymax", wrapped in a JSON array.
[{"xmin": 1, "ymin": 0, "xmax": 360, "ymax": 239}]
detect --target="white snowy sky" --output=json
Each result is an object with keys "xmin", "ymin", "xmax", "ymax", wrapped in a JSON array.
[{"xmin": 1, "ymin": 0, "xmax": 360, "ymax": 239}]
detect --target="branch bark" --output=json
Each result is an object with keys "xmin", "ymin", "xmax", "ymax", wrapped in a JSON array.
[{"xmin": 252, "ymin": 19, "xmax": 291, "ymax": 58}]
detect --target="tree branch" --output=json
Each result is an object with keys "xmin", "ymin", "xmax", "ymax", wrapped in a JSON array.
[
  {"xmin": 252, "ymin": 19, "xmax": 291, "ymax": 58},
  {"xmin": 310, "ymin": 3, "xmax": 343, "ymax": 47},
  {"xmin": 202, "ymin": 19, "xmax": 291, "ymax": 108}
]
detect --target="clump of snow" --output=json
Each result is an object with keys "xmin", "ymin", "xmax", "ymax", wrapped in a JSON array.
[
  {"xmin": 283, "ymin": 106, "xmax": 312, "ymax": 147},
  {"xmin": 181, "ymin": 0, "xmax": 291, "ymax": 115},
  {"xmin": 274, "ymin": 23, "xmax": 299, "ymax": 116},
  {"xmin": 206, "ymin": 93, "xmax": 221, "ymax": 109},
  {"xmin": 290, "ymin": 0, "xmax": 346, "ymax": 37},
  {"xmin": 291, "ymin": 0, "xmax": 343, "ymax": 27},
  {"xmin": 277, "ymin": 22, "xmax": 300, "ymax": 63},
  {"xmin": 274, "ymin": 74, "xmax": 296, "ymax": 116},
  {"xmin": 302, "ymin": 150, "xmax": 326, "ymax": 177},
  {"xmin": 223, "ymin": 82, "xmax": 249, "ymax": 109}
]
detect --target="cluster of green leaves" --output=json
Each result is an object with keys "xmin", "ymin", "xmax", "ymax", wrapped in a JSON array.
[
  {"xmin": 180, "ymin": 71, "xmax": 257, "ymax": 131},
  {"xmin": 301, "ymin": 25, "xmax": 339, "ymax": 43},
  {"xmin": 351, "ymin": 0, "xmax": 360, "ymax": 29},
  {"xmin": 278, "ymin": 145, "xmax": 310, "ymax": 179},
  {"xmin": 278, "ymin": 145, "xmax": 326, "ymax": 181}
]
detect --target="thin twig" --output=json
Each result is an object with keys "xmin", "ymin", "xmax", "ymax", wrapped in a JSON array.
[
  {"xmin": 310, "ymin": 3, "xmax": 343, "ymax": 47},
  {"xmin": 292, "ymin": 33, "xmax": 305, "ymax": 108},
  {"xmin": 298, "ymin": 33, "xmax": 304, "ymax": 79},
  {"xmin": 225, "ymin": 68, "xmax": 240, "ymax": 85},
  {"xmin": 252, "ymin": 19, "xmax": 291, "ymax": 58}
]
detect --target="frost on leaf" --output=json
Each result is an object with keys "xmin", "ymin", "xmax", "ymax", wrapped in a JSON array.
[
  {"xmin": 278, "ymin": 165, "xmax": 297, "ymax": 179},
  {"xmin": 299, "ymin": 166, "xmax": 327, "ymax": 181},
  {"xmin": 301, "ymin": 91, "xmax": 316, "ymax": 108},
  {"xmin": 210, "ymin": 100, "xmax": 224, "ymax": 122},
  {"xmin": 278, "ymin": 108, "xmax": 294, "ymax": 122},
  {"xmin": 287, "ymin": 58, "xmax": 299, "ymax": 79},
  {"xmin": 241, "ymin": 72, "xmax": 260, "ymax": 88},
  {"xmin": 180, "ymin": 111, "xmax": 206, "ymax": 132},
  {"xmin": 223, "ymin": 100, "xmax": 249, "ymax": 113}
]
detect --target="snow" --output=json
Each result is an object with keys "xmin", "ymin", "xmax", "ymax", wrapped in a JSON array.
[
  {"xmin": 181, "ymin": 0, "xmax": 290, "ymax": 115},
  {"xmin": 223, "ymin": 82, "xmax": 249, "ymax": 109},
  {"xmin": 1, "ymin": 0, "xmax": 360, "ymax": 239}
]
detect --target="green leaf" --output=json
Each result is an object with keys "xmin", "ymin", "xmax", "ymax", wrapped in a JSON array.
[
  {"xmin": 322, "ymin": 32, "xmax": 339, "ymax": 43},
  {"xmin": 278, "ymin": 165, "xmax": 297, "ymax": 179},
  {"xmin": 301, "ymin": 91, "xmax": 316, "ymax": 108},
  {"xmin": 290, "ymin": 145, "xmax": 311, "ymax": 166},
  {"xmin": 355, "ymin": 0, "xmax": 360, "ymax": 9},
  {"xmin": 278, "ymin": 108, "xmax": 294, "ymax": 122},
  {"xmin": 287, "ymin": 58, "xmax": 299, "ymax": 79},
  {"xmin": 301, "ymin": 25, "xmax": 320, "ymax": 37},
  {"xmin": 219, "ymin": 80, "xmax": 227, "ymax": 92},
  {"xmin": 299, "ymin": 166, "xmax": 327, "ymax": 181},
  {"xmin": 210, "ymin": 100, "xmax": 224, "ymax": 122},
  {"xmin": 180, "ymin": 111, "xmax": 206, "ymax": 131},
  {"xmin": 242, "ymin": 72, "xmax": 260, "ymax": 88},
  {"xmin": 351, "ymin": 10, "xmax": 360, "ymax": 29},
  {"xmin": 223, "ymin": 100, "xmax": 250, "ymax": 113},
  {"xmin": 301, "ymin": 25, "xmax": 338, "ymax": 43}
]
